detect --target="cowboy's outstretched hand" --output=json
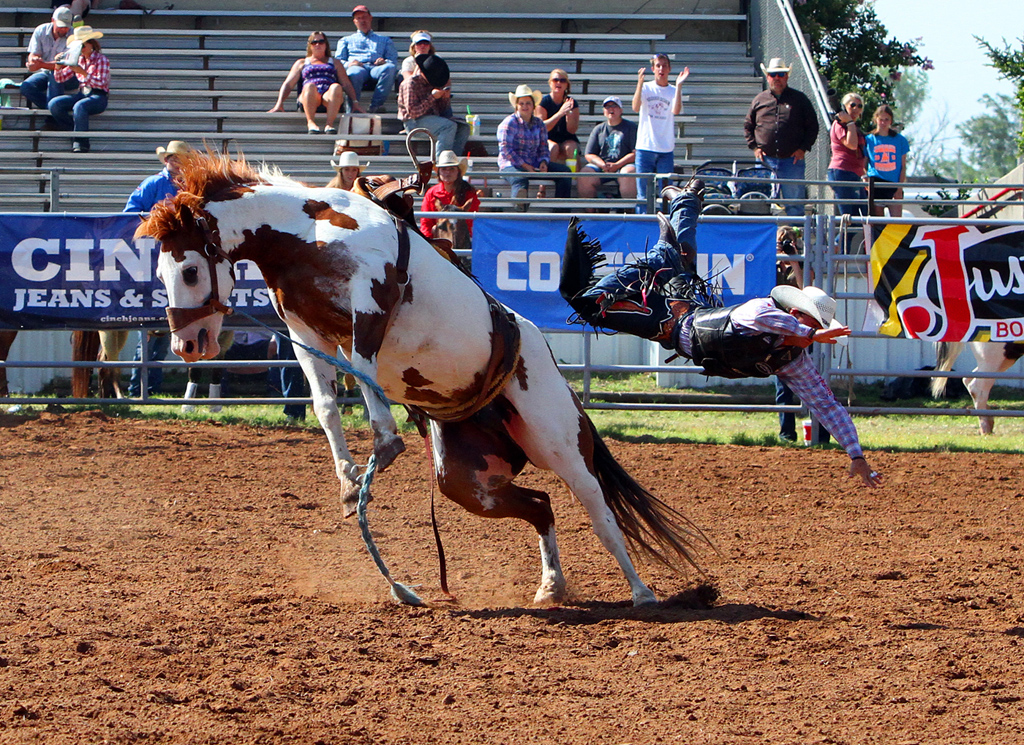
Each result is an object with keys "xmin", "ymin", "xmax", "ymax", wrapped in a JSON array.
[
  {"xmin": 814, "ymin": 325, "xmax": 851, "ymax": 344},
  {"xmin": 850, "ymin": 457, "xmax": 882, "ymax": 488}
]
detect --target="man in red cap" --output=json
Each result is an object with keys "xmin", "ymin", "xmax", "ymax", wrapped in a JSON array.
[{"xmin": 335, "ymin": 5, "xmax": 399, "ymax": 113}]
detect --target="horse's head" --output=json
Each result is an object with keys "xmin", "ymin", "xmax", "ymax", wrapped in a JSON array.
[{"xmin": 138, "ymin": 201, "xmax": 236, "ymax": 362}]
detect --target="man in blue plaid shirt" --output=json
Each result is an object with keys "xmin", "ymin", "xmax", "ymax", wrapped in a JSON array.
[{"xmin": 336, "ymin": 5, "xmax": 398, "ymax": 113}]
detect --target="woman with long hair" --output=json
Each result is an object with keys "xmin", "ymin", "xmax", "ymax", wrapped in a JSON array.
[
  {"xmin": 536, "ymin": 68, "xmax": 580, "ymax": 163},
  {"xmin": 268, "ymin": 30, "xmax": 363, "ymax": 135},
  {"xmin": 864, "ymin": 104, "xmax": 910, "ymax": 217},
  {"xmin": 50, "ymin": 26, "xmax": 109, "ymax": 153}
]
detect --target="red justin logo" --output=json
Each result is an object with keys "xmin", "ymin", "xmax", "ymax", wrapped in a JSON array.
[{"xmin": 875, "ymin": 224, "xmax": 1024, "ymax": 342}]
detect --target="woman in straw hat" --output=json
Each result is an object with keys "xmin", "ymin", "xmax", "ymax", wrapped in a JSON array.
[
  {"xmin": 419, "ymin": 149, "xmax": 480, "ymax": 238},
  {"xmin": 268, "ymin": 30, "xmax": 364, "ymax": 135},
  {"xmin": 497, "ymin": 84, "xmax": 572, "ymax": 209},
  {"xmin": 50, "ymin": 25, "xmax": 108, "ymax": 152},
  {"xmin": 561, "ymin": 178, "xmax": 882, "ymax": 488},
  {"xmin": 326, "ymin": 149, "xmax": 366, "ymax": 191}
]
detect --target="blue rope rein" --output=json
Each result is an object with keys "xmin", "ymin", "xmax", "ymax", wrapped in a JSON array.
[{"xmin": 228, "ymin": 307, "xmax": 424, "ymax": 606}]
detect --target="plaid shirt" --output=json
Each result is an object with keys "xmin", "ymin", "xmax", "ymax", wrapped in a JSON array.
[
  {"xmin": 731, "ymin": 298, "xmax": 862, "ymax": 457},
  {"xmin": 55, "ymin": 51, "xmax": 110, "ymax": 92},
  {"xmin": 497, "ymin": 112, "xmax": 549, "ymax": 170},
  {"xmin": 398, "ymin": 75, "xmax": 442, "ymax": 121}
]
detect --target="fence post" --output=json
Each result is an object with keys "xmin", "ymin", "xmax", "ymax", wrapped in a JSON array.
[
  {"xmin": 645, "ymin": 173, "xmax": 656, "ymax": 214},
  {"xmin": 48, "ymin": 169, "xmax": 60, "ymax": 212},
  {"xmin": 581, "ymin": 330, "xmax": 592, "ymax": 405}
]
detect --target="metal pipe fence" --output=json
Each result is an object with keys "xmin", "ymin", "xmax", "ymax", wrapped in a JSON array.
[{"xmin": 2, "ymin": 190, "xmax": 1022, "ymax": 430}]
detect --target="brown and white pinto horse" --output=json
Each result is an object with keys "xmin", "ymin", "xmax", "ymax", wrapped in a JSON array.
[
  {"xmin": 932, "ymin": 341, "xmax": 1024, "ymax": 434},
  {"xmin": 137, "ymin": 151, "xmax": 708, "ymax": 606}
]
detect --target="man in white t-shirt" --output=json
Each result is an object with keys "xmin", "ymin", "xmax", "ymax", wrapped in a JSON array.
[{"xmin": 631, "ymin": 53, "xmax": 688, "ymax": 213}]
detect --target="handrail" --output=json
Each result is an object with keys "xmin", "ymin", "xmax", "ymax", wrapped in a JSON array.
[{"xmin": 775, "ymin": 0, "xmax": 832, "ymax": 124}]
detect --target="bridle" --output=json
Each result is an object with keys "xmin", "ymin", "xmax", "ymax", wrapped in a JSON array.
[{"xmin": 164, "ymin": 212, "xmax": 235, "ymax": 333}]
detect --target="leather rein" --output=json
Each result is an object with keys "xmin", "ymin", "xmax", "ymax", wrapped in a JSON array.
[{"xmin": 164, "ymin": 213, "xmax": 235, "ymax": 333}]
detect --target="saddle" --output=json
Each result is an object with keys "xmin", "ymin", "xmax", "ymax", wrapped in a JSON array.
[{"xmin": 348, "ymin": 128, "xmax": 461, "ymax": 265}]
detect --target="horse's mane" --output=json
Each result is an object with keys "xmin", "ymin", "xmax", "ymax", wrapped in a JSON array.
[{"xmin": 136, "ymin": 149, "xmax": 302, "ymax": 241}]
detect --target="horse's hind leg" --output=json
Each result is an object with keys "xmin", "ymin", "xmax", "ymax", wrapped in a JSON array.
[
  {"xmin": 430, "ymin": 414, "xmax": 566, "ymax": 605},
  {"xmin": 98, "ymin": 330, "xmax": 130, "ymax": 399}
]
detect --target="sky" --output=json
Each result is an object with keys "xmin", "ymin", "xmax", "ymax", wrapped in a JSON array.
[{"xmin": 872, "ymin": 0, "xmax": 1019, "ymax": 152}]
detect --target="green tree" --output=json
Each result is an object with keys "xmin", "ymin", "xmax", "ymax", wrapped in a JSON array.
[
  {"xmin": 956, "ymin": 93, "xmax": 1022, "ymax": 179},
  {"xmin": 793, "ymin": 0, "xmax": 932, "ymax": 113},
  {"xmin": 978, "ymin": 36, "xmax": 1024, "ymax": 155}
]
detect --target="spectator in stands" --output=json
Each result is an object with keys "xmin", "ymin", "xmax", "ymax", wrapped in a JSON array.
[
  {"xmin": 828, "ymin": 92, "xmax": 867, "ymax": 229},
  {"xmin": 632, "ymin": 53, "xmax": 689, "ymax": 213},
  {"xmin": 744, "ymin": 57, "xmax": 819, "ymax": 217},
  {"xmin": 577, "ymin": 95, "xmax": 638, "ymax": 205},
  {"xmin": 497, "ymin": 84, "xmax": 572, "ymax": 210},
  {"xmin": 20, "ymin": 6, "xmax": 78, "ymax": 116},
  {"xmin": 327, "ymin": 149, "xmax": 366, "ymax": 190},
  {"xmin": 419, "ymin": 149, "xmax": 480, "ymax": 238},
  {"xmin": 63, "ymin": 0, "xmax": 99, "ymax": 20},
  {"xmin": 537, "ymin": 69, "xmax": 580, "ymax": 165},
  {"xmin": 125, "ymin": 140, "xmax": 192, "ymax": 397},
  {"xmin": 50, "ymin": 26, "xmax": 108, "ymax": 153},
  {"xmin": 401, "ymin": 30, "xmax": 435, "ymax": 82},
  {"xmin": 398, "ymin": 53, "xmax": 468, "ymax": 156},
  {"xmin": 335, "ymin": 5, "xmax": 399, "ymax": 114},
  {"xmin": 269, "ymin": 31, "xmax": 363, "ymax": 135},
  {"xmin": 864, "ymin": 104, "xmax": 909, "ymax": 218}
]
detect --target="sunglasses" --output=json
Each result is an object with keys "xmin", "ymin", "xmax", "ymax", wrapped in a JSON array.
[
  {"xmin": 414, "ymin": 40, "xmax": 431, "ymax": 45},
  {"xmin": 849, "ymin": 102, "xmax": 863, "ymax": 109},
  {"xmin": 311, "ymin": 39, "xmax": 327, "ymax": 45},
  {"xmin": 767, "ymin": 71, "xmax": 788, "ymax": 78},
  {"xmin": 550, "ymin": 78, "xmax": 568, "ymax": 83}
]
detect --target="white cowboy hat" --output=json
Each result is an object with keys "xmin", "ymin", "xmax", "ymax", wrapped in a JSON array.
[
  {"xmin": 771, "ymin": 285, "xmax": 843, "ymax": 331},
  {"xmin": 508, "ymin": 84, "xmax": 542, "ymax": 108},
  {"xmin": 155, "ymin": 140, "xmax": 191, "ymax": 162},
  {"xmin": 330, "ymin": 149, "xmax": 368, "ymax": 170},
  {"xmin": 435, "ymin": 150, "xmax": 468, "ymax": 176},
  {"xmin": 71, "ymin": 25, "xmax": 104, "ymax": 43},
  {"xmin": 760, "ymin": 57, "xmax": 791, "ymax": 75}
]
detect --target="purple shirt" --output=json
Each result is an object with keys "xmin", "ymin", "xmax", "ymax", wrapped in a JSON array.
[
  {"xmin": 681, "ymin": 298, "xmax": 863, "ymax": 458},
  {"xmin": 497, "ymin": 112, "xmax": 549, "ymax": 170}
]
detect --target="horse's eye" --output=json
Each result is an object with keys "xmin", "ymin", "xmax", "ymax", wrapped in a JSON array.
[{"xmin": 183, "ymin": 266, "xmax": 199, "ymax": 286}]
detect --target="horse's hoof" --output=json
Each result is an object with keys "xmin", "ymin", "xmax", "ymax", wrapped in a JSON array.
[
  {"xmin": 632, "ymin": 589, "xmax": 658, "ymax": 607},
  {"xmin": 339, "ymin": 474, "xmax": 363, "ymax": 518},
  {"xmin": 533, "ymin": 584, "xmax": 566, "ymax": 606},
  {"xmin": 374, "ymin": 435, "xmax": 406, "ymax": 471}
]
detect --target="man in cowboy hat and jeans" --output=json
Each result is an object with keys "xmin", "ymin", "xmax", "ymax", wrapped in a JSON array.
[
  {"xmin": 20, "ymin": 6, "xmax": 79, "ymax": 114},
  {"xmin": 124, "ymin": 140, "xmax": 193, "ymax": 397},
  {"xmin": 561, "ymin": 180, "xmax": 882, "ymax": 487},
  {"xmin": 744, "ymin": 57, "xmax": 819, "ymax": 217}
]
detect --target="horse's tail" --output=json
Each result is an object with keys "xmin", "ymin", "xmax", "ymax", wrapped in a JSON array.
[
  {"xmin": 931, "ymin": 341, "xmax": 964, "ymax": 399},
  {"xmin": 71, "ymin": 331, "xmax": 100, "ymax": 398},
  {"xmin": 586, "ymin": 416, "xmax": 711, "ymax": 572}
]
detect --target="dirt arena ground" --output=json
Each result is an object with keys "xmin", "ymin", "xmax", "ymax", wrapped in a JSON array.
[{"xmin": 1, "ymin": 410, "xmax": 1022, "ymax": 744}]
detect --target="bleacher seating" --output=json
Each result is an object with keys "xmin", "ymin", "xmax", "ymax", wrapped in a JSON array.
[{"xmin": 0, "ymin": 6, "xmax": 761, "ymax": 212}]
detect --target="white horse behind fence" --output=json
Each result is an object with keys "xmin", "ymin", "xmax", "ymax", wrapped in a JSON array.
[{"xmin": 931, "ymin": 341, "xmax": 1024, "ymax": 434}]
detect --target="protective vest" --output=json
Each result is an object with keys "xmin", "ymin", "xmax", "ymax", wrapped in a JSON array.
[{"xmin": 688, "ymin": 305, "xmax": 803, "ymax": 379}]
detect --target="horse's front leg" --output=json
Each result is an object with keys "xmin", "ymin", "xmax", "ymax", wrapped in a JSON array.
[
  {"xmin": 291, "ymin": 340, "xmax": 362, "ymax": 516},
  {"xmin": 350, "ymin": 350, "xmax": 405, "ymax": 472}
]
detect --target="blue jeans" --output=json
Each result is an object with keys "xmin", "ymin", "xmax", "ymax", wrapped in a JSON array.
[
  {"xmin": 761, "ymin": 155, "xmax": 806, "ymax": 217},
  {"xmin": 48, "ymin": 90, "xmax": 108, "ymax": 147},
  {"xmin": 827, "ymin": 168, "xmax": 866, "ymax": 217},
  {"xmin": 128, "ymin": 331, "xmax": 171, "ymax": 397},
  {"xmin": 404, "ymin": 114, "xmax": 469, "ymax": 156},
  {"xmin": 776, "ymin": 376, "xmax": 797, "ymax": 439},
  {"xmin": 275, "ymin": 337, "xmax": 307, "ymax": 420},
  {"xmin": 344, "ymin": 61, "xmax": 397, "ymax": 111},
  {"xmin": 634, "ymin": 149, "xmax": 674, "ymax": 213},
  {"xmin": 19, "ymin": 70, "xmax": 78, "ymax": 111},
  {"xmin": 500, "ymin": 163, "xmax": 572, "ymax": 205}
]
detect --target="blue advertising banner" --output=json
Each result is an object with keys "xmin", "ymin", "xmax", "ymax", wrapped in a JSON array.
[
  {"xmin": 0, "ymin": 213, "xmax": 279, "ymax": 330},
  {"xmin": 470, "ymin": 217, "xmax": 778, "ymax": 330}
]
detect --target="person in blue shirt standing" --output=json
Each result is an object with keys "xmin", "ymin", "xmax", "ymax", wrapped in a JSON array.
[
  {"xmin": 124, "ymin": 140, "xmax": 191, "ymax": 397},
  {"xmin": 335, "ymin": 5, "xmax": 398, "ymax": 114},
  {"xmin": 864, "ymin": 104, "xmax": 909, "ymax": 217}
]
